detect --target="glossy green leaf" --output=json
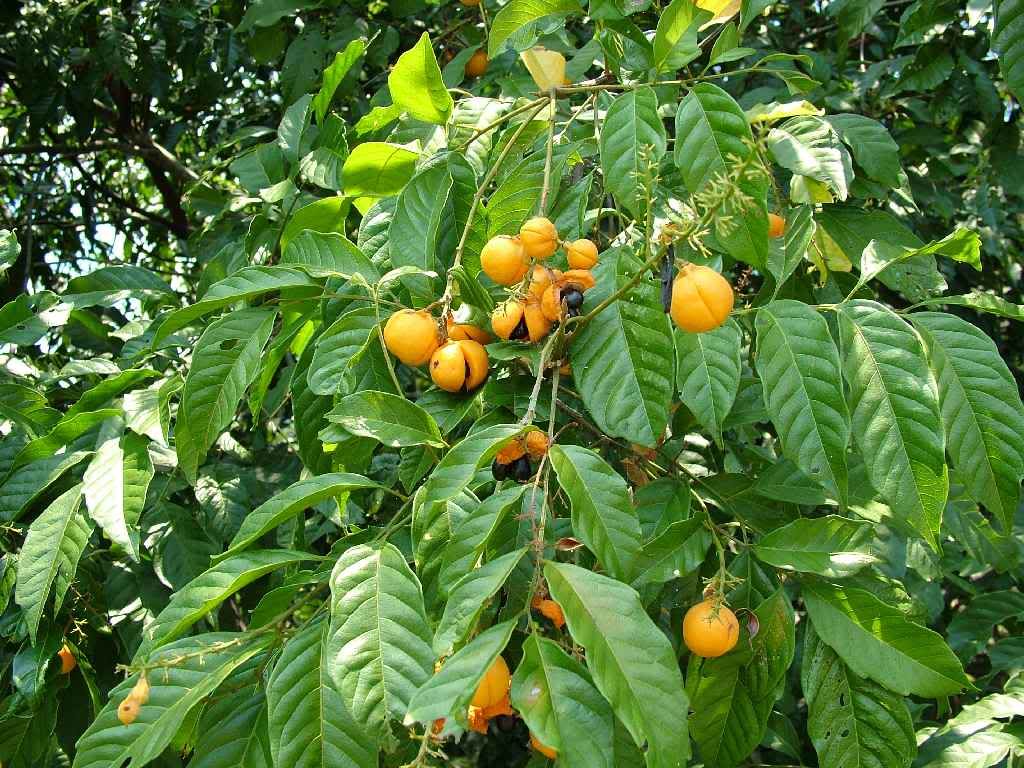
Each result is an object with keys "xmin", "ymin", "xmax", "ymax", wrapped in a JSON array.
[
  {"xmin": 549, "ymin": 444, "xmax": 643, "ymax": 582},
  {"xmin": 488, "ymin": 0, "xmax": 581, "ymax": 57},
  {"xmin": 342, "ymin": 142, "xmax": 418, "ymax": 198},
  {"xmin": 314, "ymin": 39, "xmax": 366, "ymax": 125},
  {"xmin": 598, "ymin": 87, "xmax": 666, "ymax": 217},
  {"xmin": 281, "ymin": 230, "xmax": 380, "ymax": 281},
  {"xmin": 545, "ymin": 562, "xmax": 690, "ymax": 768},
  {"xmin": 803, "ymin": 582, "xmax": 971, "ymax": 698},
  {"xmin": 675, "ymin": 319, "xmax": 742, "ymax": 447},
  {"xmin": 837, "ymin": 300, "xmax": 947, "ymax": 547},
  {"xmin": 755, "ymin": 300, "xmax": 850, "ymax": 505},
  {"xmin": 388, "ymin": 156, "xmax": 452, "ymax": 302},
  {"xmin": 308, "ymin": 308, "xmax": 378, "ymax": 396},
  {"xmin": 83, "ymin": 429, "xmax": 153, "ymax": 561},
  {"xmin": 389, "ymin": 32, "xmax": 452, "ymax": 124},
  {"xmin": 328, "ymin": 391, "xmax": 444, "ymax": 448},
  {"xmin": 754, "ymin": 516, "xmax": 876, "ymax": 577},
  {"xmin": 632, "ymin": 515, "xmax": 709, "ymax": 586},
  {"xmin": 325, "ymin": 543, "xmax": 434, "ymax": 734},
  {"xmin": 421, "ymin": 423, "xmax": 527, "ymax": 502},
  {"xmin": 673, "ymin": 82, "xmax": 752, "ymax": 194},
  {"xmin": 0, "ymin": 449, "xmax": 91, "ymax": 522}
]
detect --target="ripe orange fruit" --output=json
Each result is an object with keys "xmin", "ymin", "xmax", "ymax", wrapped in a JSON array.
[
  {"xmin": 524, "ymin": 302, "xmax": 553, "ymax": 342},
  {"xmin": 520, "ymin": 217, "xmax": 559, "ymax": 260},
  {"xmin": 430, "ymin": 340, "xmax": 489, "ymax": 393},
  {"xmin": 383, "ymin": 310, "xmax": 440, "ymax": 366},
  {"xmin": 670, "ymin": 264, "xmax": 734, "ymax": 333},
  {"xmin": 447, "ymin": 320, "xmax": 491, "ymax": 344},
  {"xmin": 528, "ymin": 265, "xmax": 558, "ymax": 302},
  {"xmin": 768, "ymin": 212, "xmax": 786, "ymax": 239},
  {"xmin": 491, "ymin": 300, "xmax": 527, "ymax": 341},
  {"xmin": 565, "ymin": 238, "xmax": 599, "ymax": 269},
  {"xmin": 682, "ymin": 598, "xmax": 739, "ymax": 658},
  {"xmin": 465, "ymin": 49, "xmax": 489, "ymax": 77},
  {"xmin": 472, "ymin": 656, "xmax": 511, "ymax": 708},
  {"xmin": 58, "ymin": 645, "xmax": 76, "ymax": 674},
  {"xmin": 530, "ymin": 595, "xmax": 564, "ymax": 628},
  {"xmin": 530, "ymin": 733, "xmax": 558, "ymax": 760},
  {"xmin": 495, "ymin": 439, "xmax": 527, "ymax": 465},
  {"xmin": 524, "ymin": 430, "xmax": 549, "ymax": 459},
  {"xmin": 481, "ymin": 235, "xmax": 528, "ymax": 286}
]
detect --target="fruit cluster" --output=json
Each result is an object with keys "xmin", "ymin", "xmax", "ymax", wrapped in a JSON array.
[
  {"xmin": 482, "ymin": 217, "xmax": 600, "ymax": 344},
  {"xmin": 383, "ymin": 310, "xmax": 492, "ymax": 394},
  {"xmin": 490, "ymin": 430, "xmax": 549, "ymax": 482}
]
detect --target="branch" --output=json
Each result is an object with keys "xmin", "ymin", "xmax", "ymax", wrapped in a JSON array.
[{"xmin": 0, "ymin": 142, "xmax": 134, "ymax": 157}]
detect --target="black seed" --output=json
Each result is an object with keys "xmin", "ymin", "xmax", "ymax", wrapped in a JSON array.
[
  {"xmin": 492, "ymin": 459, "xmax": 508, "ymax": 481},
  {"xmin": 565, "ymin": 307, "xmax": 581, "ymax": 318},
  {"xmin": 563, "ymin": 289, "xmax": 584, "ymax": 309},
  {"xmin": 510, "ymin": 316, "xmax": 529, "ymax": 340},
  {"xmin": 513, "ymin": 455, "xmax": 532, "ymax": 481}
]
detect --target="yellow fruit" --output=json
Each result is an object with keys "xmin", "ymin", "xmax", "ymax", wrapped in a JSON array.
[
  {"xmin": 565, "ymin": 238, "xmax": 599, "ymax": 269},
  {"xmin": 130, "ymin": 676, "xmax": 151, "ymax": 706},
  {"xmin": 117, "ymin": 696, "xmax": 141, "ymax": 725},
  {"xmin": 524, "ymin": 301, "xmax": 553, "ymax": 342},
  {"xmin": 670, "ymin": 264, "xmax": 734, "ymax": 333},
  {"xmin": 530, "ymin": 733, "xmax": 559, "ymax": 759},
  {"xmin": 520, "ymin": 217, "xmax": 559, "ymax": 260},
  {"xmin": 447, "ymin": 320, "xmax": 491, "ymax": 344},
  {"xmin": 481, "ymin": 235, "xmax": 529, "ymax": 286},
  {"xmin": 58, "ymin": 645, "xmax": 76, "ymax": 675},
  {"xmin": 430, "ymin": 340, "xmax": 489, "ymax": 393},
  {"xmin": 471, "ymin": 656, "xmax": 511, "ymax": 709},
  {"xmin": 491, "ymin": 300, "xmax": 526, "ymax": 340},
  {"xmin": 465, "ymin": 49, "xmax": 488, "ymax": 77},
  {"xmin": 768, "ymin": 212, "xmax": 786, "ymax": 238},
  {"xmin": 682, "ymin": 598, "xmax": 739, "ymax": 658},
  {"xmin": 383, "ymin": 310, "xmax": 440, "ymax": 366}
]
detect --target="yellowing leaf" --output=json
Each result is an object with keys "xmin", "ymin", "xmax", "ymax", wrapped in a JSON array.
[
  {"xmin": 520, "ymin": 47, "xmax": 567, "ymax": 91},
  {"xmin": 697, "ymin": 0, "xmax": 740, "ymax": 27},
  {"xmin": 747, "ymin": 100, "xmax": 825, "ymax": 124}
]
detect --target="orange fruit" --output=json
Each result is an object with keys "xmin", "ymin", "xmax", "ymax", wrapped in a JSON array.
[
  {"xmin": 768, "ymin": 213, "xmax": 786, "ymax": 239},
  {"xmin": 383, "ymin": 310, "xmax": 440, "ymax": 366},
  {"xmin": 524, "ymin": 301, "xmax": 553, "ymax": 343},
  {"xmin": 117, "ymin": 696, "xmax": 141, "ymax": 725},
  {"xmin": 447, "ymin": 320, "xmax": 491, "ymax": 344},
  {"xmin": 528, "ymin": 265, "xmax": 558, "ymax": 302},
  {"xmin": 561, "ymin": 268, "xmax": 596, "ymax": 292},
  {"xmin": 530, "ymin": 595, "xmax": 564, "ymax": 628},
  {"xmin": 530, "ymin": 733, "xmax": 558, "ymax": 759},
  {"xmin": 471, "ymin": 656, "xmax": 511, "ymax": 709},
  {"xmin": 58, "ymin": 645, "xmax": 76, "ymax": 675},
  {"xmin": 465, "ymin": 49, "xmax": 489, "ymax": 77},
  {"xmin": 491, "ymin": 300, "xmax": 527, "ymax": 341},
  {"xmin": 565, "ymin": 238, "xmax": 599, "ymax": 269},
  {"xmin": 495, "ymin": 439, "xmax": 527, "ymax": 464},
  {"xmin": 682, "ymin": 598, "xmax": 739, "ymax": 658},
  {"xmin": 481, "ymin": 235, "xmax": 528, "ymax": 286},
  {"xmin": 524, "ymin": 431, "xmax": 549, "ymax": 459},
  {"xmin": 430, "ymin": 340, "xmax": 489, "ymax": 393},
  {"xmin": 670, "ymin": 264, "xmax": 734, "ymax": 333},
  {"xmin": 520, "ymin": 217, "xmax": 559, "ymax": 259}
]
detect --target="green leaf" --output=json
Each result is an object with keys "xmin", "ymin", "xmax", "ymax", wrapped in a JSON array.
[
  {"xmin": 278, "ymin": 94, "xmax": 312, "ymax": 165},
  {"xmin": 675, "ymin": 319, "xmax": 741, "ymax": 447},
  {"xmin": 224, "ymin": 473, "xmax": 380, "ymax": 558},
  {"xmin": 438, "ymin": 485, "xmax": 528, "ymax": 595},
  {"xmin": 837, "ymin": 300, "xmax": 947, "ymax": 547},
  {"xmin": 136, "ymin": 550, "xmax": 310, "ymax": 659},
  {"xmin": 801, "ymin": 623, "xmax": 916, "ymax": 768},
  {"xmin": 72, "ymin": 634, "xmax": 270, "ymax": 768},
  {"xmin": 994, "ymin": 0, "xmax": 1024, "ymax": 101},
  {"xmin": 389, "ymin": 156, "xmax": 453, "ymax": 302},
  {"xmin": 803, "ymin": 582, "xmax": 971, "ymax": 698},
  {"xmin": 754, "ymin": 516, "xmax": 876, "ymax": 577},
  {"xmin": 9, "ymin": 408, "xmax": 119, "ymax": 470},
  {"xmin": 673, "ymin": 83, "xmax": 752, "ymax": 194},
  {"xmin": 0, "ymin": 228, "xmax": 20, "ymax": 274},
  {"xmin": 856, "ymin": 229, "xmax": 982, "ymax": 294},
  {"xmin": 314, "ymin": 38, "xmax": 366, "ymax": 125},
  {"xmin": 190, "ymin": 679, "xmax": 271, "ymax": 768},
  {"xmin": 267, "ymin": 620, "xmax": 376, "ymax": 768},
  {"xmin": 511, "ymin": 634, "xmax": 615, "ymax": 768},
  {"xmin": 598, "ymin": 87, "xmax": 666, "ymax": 217},
  {"xmin": 14, "ymin": 484, "xmax": 91, "ymax": 641},
  {"xmin": 342, "ymin": 142, "xmax": 418, "ymax": 198},
  {"xmin": 908, "ymin": 291, "xmax": 1024, "ymax": 321},
  {"xmin": 767, "ymin": 116, "xmax": 854, "ymax": 201},
  {"xmin": 280, "ymin": 197, "xmax": 350, "ymax": 251},
  {"xmin": 945, "ymin": 590, "xmax": 1024, "ymax": 661},
  {"xmin": 83, "ymin": 429, "xmax": 153, "ymax": 561},
  {"xmin": 545, "ymin": 562, "xmax": 690, "ymax": 768},
  {"xmin": 488, "ymin": 0, "xmax": 581, "ymax": 57},
  {"xmin": 827, "ymin": 114, "xmax": 902, "ymax": 188},
  {"xmin": 154, "ymin": 266, "xmax": 316, "ymax": 344},
  {"xmin": 281, "ymin": 230, "xmax": 380, "ymax": 281},
  {"xmin": 412, "ymin": 489, "xmax": 475, "ymax": 611},
  {"xmin": 652, "ymin": 0, "xmax": 707, "ymax": 73},
  {"xmin": 389, "ymin": 33, "xmax": 453, "ymax": 124},
  {"xmin": 486, "ymin": 143, "xmax": 573, "ymax": 239},
  {"xmin": 434, "ymin": 548, "xmax": 527, "ymax": 656},
  {"xmin": 573, "ymin": 249, "xmax": 675, "ymax": 447},
  {"xmin": 916, "ymin": 726, "xmax": 1024, "ymax": 768},
  {"xmin": 421, "ymin": 424, "xmax": 528, "ymax": 502},
  {"xmin": 633, "ymin": 515, "xmax": 709, "ymax": 586},
  {"xmin": 0, "ymin": 449, "xmax": 91, "ymax": 522},
  {"xmin": 911, "ymin": 312, "xmax": 1024, "ymax": 533},
  {"xmin": 548, "ymin": 444, "xmax": 643, "ymax": 583},
  {"xmin": 325, "ymin": 543, "xmax": 434, "ymax": 734},
  {"xmin": 766, "ymin": 204, "xmax": 815, "ymax": 295},
  {"xmin": 308, "ymin": 308, "xmax": 377, "ymax": 396},
  {"xmin": 291, "ymin": 334, "xmax": 335, "ymax": 474},
  {"xmin": 327, "ymin": 391, "xmax": 444, "ymax": 448},
  {"xmin": 405, "ymin": 619, "xmax": 516, "ymax": 726},
  {"xmin": 755, "ymin": 301, "xmax": 851, "ymax": 505},
  {"xmin": 176, "ymin": 307, "xmax": 277, "ymax": 483}
]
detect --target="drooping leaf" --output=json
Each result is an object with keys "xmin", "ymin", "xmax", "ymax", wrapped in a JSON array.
[
  {"xmin": 545, "ymin": 562, "xmax": 690, "ymax": 768},
  {"xmin": 549, "ymin": 444, "xmax": 643, "ymax": 583},
  {"xmin": 837, "ymin": 300, "xmax": 947, "ymax": 546},
  {"xmin": 755, "ymin": 301, "xmax": 850, "ymax": 505},
  {"xmin": 83, "ymin": 429, "xmax": 153, "ymax": 561},
  {"xmin": 14, "ymin": 484, "xmax": 91, "ymax": 641},
  {"xmin": 767, "ymin": 116, "xmax": 854, "ymax": 201},
  {"xmin": 325, "ymin": 543, "xmax": 434, "ymax": 735},
  {"xmin": 911, "ymin": 312, "xmax": 1024, "ymax": 533},
  {"xmin": 803, "ymin": 582, "xmax": 971, "ymax": 698}
]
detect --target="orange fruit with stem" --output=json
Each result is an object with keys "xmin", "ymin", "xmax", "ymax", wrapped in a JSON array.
[
  {"xmin": 481, "ymin": 235, "xmax": 528, "ymax": 286},
  {"xmin": 682, "ymin": 598, "xmax": 739, "ymax": 658},
  {"xmin": 565, "ymin": 238, "xmax": 599, "ymax": 269},
  {"xmin": 670, "ymin": 264, "xmax": 734, "ymax": 333},
  {"xmin": 520, "ymin": 217, "xmax": 559, "ymax": 259},
  {"xmin": 430, "ymin": 340, "xmax": 489, "ymax": 393},
  {"xmin": 383, "ymin": 310, "xmax": 440, "ymax": 366}
]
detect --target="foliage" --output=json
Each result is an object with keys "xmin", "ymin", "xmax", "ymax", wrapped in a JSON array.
[{"xmin": 1, "ymin": 1, "xmax": 1024, "ymax": 768}]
